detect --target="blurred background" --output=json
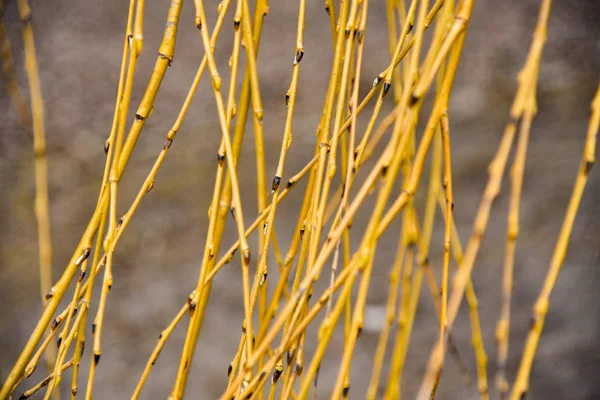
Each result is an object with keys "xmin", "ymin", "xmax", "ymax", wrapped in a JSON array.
[{"xmin": 1, "ymin": 0, "xmax": 599, "ymax": 398}]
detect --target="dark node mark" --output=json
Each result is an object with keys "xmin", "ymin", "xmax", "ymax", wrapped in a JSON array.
[
  {"xmin": 520, "ymin": 391, "xmax": 528, "ymax": 400},
  {"xmin": 272, "ymin": 367, "xmax": 283, "ymax": 383},
  {"xmin": 345, "ymin": 27, "xmax": 351, "ymax": 38},
  {"xmin": 324, "ymin": 5, "xmax": 331, "ymax": 15},
  {"xmin": 314, "ymin": 364, "xmax": 320, "ymax": 386},
  {"xmin": 373, "ymin": 76, "xmax": 382, "ymax": 88},
  {"xmin": 272, "ymin": 176, "xmax": 281, "ymax": 192},
  {"xmin": 409, "ymin": 93, "xmax": 419, "ymax": 106},
  {"xmin": 295, "ymin": 363, "xmax": 303, "ymax": 375},
  {"xmin": 343, "ymin": 385, "xmax": 350, "ymax": 398},
  {"xmin": 260, "ymin": 371, "xmax": 266, "ymax": 380},
  {"xmin": 135, "ymin": 113, "xmax": 145, "ymax": 121},
  {"xmin": 80, "ymin": 340, "xmax": 85, "ymax": 356},
  {"xmin": 584, "ymin": 160, "xmax": 594, "ymax": 175},
  {"xmin": 294, "ymin": 49, "xmax": 304, "ymax": 65},
  {"xmin": 286, "ymin": 180, "xmax": 293, "ymax": 189},
  {"xmin": 104, "ymin": 142, "xmax": 110, "ymax": 155},
  {"xmin": 79, "ymin": 270, "xmax": 86, "ymax": 282},
  {"xmin": 158, "ymin": 333, "xmax": 163, "ymax": 340},
  {"xmin": 234, "ymin": 20, "xmax": 240, "ymax": 31},
  {"xmin": 217, "ymin": 152, "xmax": 225, "ymax": 166},
  {"xmin": 57, "ymin": 336, "xmax": 62, "ymax": 348},
  {"xmin": 230, "ymin": 207, "xmax": 236, "ymax": 220},
  {"xmin": 381, "ymin": 165, "xmax": 388, "ymax": 177},
  {"xmin": 285, "ymin": 92, "xmax": 290, "ymax": 106},
  {"xmin": 408, "ymin": 21, "xmax": 414, "ymax": 33},
  {"xmin": 71, "ymin": 387, "xmax": 78, "ymax": 396},
  {"xmin": 227, "ymin": 364, "xmax": 232, "ymax": 377},
  {"xmin": 146, "ymin": 181, "xmax": 154, "ymax": 193},
  {"xmin": 163, "ymin": 138, "xmax": 173, "ymax": 150},
  {"xmin": 383, "ymin": 82, "xmax": 391, "ymax": 97},
  {"xmin": 45, "ymin": 289, "xmax": 54, "ymax": 300},
  {"xmin": 243, "ymin": 250, "xmax": 251, "ymax": 265},
  {"xmin": 51, "ymin": 318, "xmax": 59, "ymax": 331},
  {"xmin": 91, "ymin": 323, "xmax": 96, "ymax": 335},
  {"xmin": 357, "ymin": 30, "xmax": 364, "ymax": 42},
  {"xmin": 94, "ymin": 353, "xmax": 101, "ymax": 365}
]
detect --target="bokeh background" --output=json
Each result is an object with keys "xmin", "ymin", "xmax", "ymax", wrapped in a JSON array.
[{"xmin": 1, "ymin": 0, "xmax": 599, "ymax": 398}]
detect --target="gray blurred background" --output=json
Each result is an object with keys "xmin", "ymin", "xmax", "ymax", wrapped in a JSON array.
[{"xmin": 1, "ymin": 0, "xmax": 599, "ymax": 398}]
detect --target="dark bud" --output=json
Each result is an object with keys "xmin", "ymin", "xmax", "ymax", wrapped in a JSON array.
[
  {"xmin": 57, "ymin": 336, "xmax": 63, "ymax": 348},
  {"xmin": 51, "ymin": 318, "xmax": 59, "ymax": 331},
  {"xmin": 381, "ymin": 165, "xmax": 388, "ymax": 177},
  {"xmin": 343, "ymin": 386, "xmax": 350, "ymax": 398},
  {"xmin": 520, "ymin": 391, "xmax": 528, "ymax": 400},
  {"xmin": 80, "ymin": 340, "xmax": 85, "ymax": 356},
  {"xmin": 300, "ymin": 227, "xmax": 305, "ymax": 240},
  {"xmin": 373, "ymin": 76, "xmax": 382, "ymax": 88},
  {"xmin": 158, "ymin": 333, "xmax": 163, "ymax": 339},
  {"xmin": 243, "ymin": 249, "xmax": 251, "ymax": 266},
  {"xmin": 234, "ymin": 20, "xmax": 240, "ymax": 31},
  {"xmin": 408, "ymin": 21, "xmax": 414, "ymax": 33},
  {"xmin": 272, "ymin": 366, "xmax": 283, "ymax": 383},
  {"xmin": 285, "ymin": 91, "xmax": 290, "ymax": 106},
  {"xmin": 357, "ymin": 326, "xmax": 363, "ymax": 338},
  {"xmin": 286, "ymin": 350, "xmax": 294, "ymax": 365},
  {"xmin": 163, "ymin": 138, "xmax": 173, "ymax": 150},
  {"xmin": 146, "ymin": 181, "xmax": 154, "ymax": 193},
  {"xmin": 409, "ymin": 93, "xmax": 419, "ymax": 106},
  {"xmin": 217, "ymin": 152, "xmax": 225, "ymax": 166},
  {"xmin": 383, "ymin": 82, "xmax": 391, "ymax": 97},
  {"xmin": 94, "ymin": 353, "xmax": 101, "ymax": 365},
  {"xmin": 295, "ymin": 363, "xmax": 303, "ymax": 375},
  {"xmin": 272, "ymin": 176, "xmax": 281, "ymax": 193},
  {"xmin": 314, "ymin": 364, "xmax": 320, "ymax": 386},
  {"xmin": 324, "ymin": 4, "xmax": 331, "ymax": 15},
  {"xmin": 230, "ymin": 207, "xmax": 236, "ymax": 220},
  {"xmin": 357, "ymin": 30, "xmax": 364, "ymax": 42},
  {"xmin": 584, "ymin": 160, "xmax": 594, "ymax": 175},
  {"xmin": 294, "ymin": 49, "xmax": 304, "ymax": 65},
  {"xmin": 135, "ymin": 113, "xmax": 144, "ymax": 121},
  {"xmin": 345, "ymin": 27, "xmax": 351, "ymax": 38},
  {"xmin": 71, "ymin": 387, "xmax": 78, "ymax": 396},
  {"xmin": 286, "ymin": 180, "xmax": 293, "ymax": 189},
  {"xmin": 104, "ymin": 141, "xmax": 110, "ymax": 155},
  {"xmin": 227, "ymin": 363, "xmax": 233, "ymax": 377},
  {"xmin": 19, "ymin": 394, "xmax": 28, "ymax": 400},
  {"xmin": 45, "ymin": 289, "xmax": 54, "ymax": 300},
  {"xmin": 260, "ymin": 371, "xmax": 266, "ymax": 380},
  {"xmin": 92, "ymin": 323, "xmax": 96, "ymax": 335}
]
